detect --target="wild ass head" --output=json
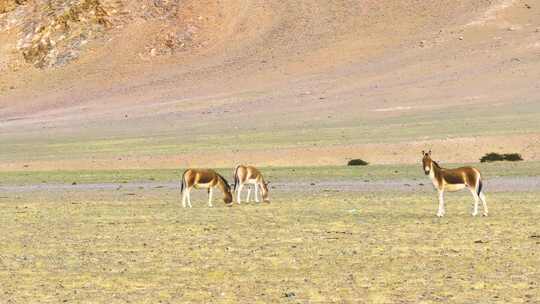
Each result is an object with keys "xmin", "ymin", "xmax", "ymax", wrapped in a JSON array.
[
  {"xmin": 261, "ymin": 181, "xmax": 270, "ymax": 203},
  {"xmin": 422, "ymin": 150, "xmax": 433, "ymax": 175},
  {"xmin": 218, "ymin": 174, "xmax": 233, "ymax": 205}
]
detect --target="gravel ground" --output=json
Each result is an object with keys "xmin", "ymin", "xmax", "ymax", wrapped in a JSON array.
[{"xmin": 1, "ymin": 176, "xmax": 538, "ymax": 194}]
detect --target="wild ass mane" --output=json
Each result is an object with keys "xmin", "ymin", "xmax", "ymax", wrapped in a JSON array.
[{"xmin": 216, "ymin": 173, "xmax": 231, "ymax": 191}]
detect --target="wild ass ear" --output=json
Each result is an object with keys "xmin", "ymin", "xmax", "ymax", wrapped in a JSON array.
[
  {"xmin": 428, "ymin": 150, "xmax": 432, "ymax": 156},
  {"xmin": 422, "ymin": 150, "xmax": 425, "ymax": 155}
]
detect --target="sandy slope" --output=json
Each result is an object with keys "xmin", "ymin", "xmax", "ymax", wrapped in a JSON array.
[{"xmin": 1, "ymin": 0, "xmax": 540, "ymax": 169}]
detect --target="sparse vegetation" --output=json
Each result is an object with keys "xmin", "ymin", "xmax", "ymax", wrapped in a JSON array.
[
  {"xmin": 480, "ymin": 152, "xmax": 524, "ymax": 162},
  {"xmin": 347, "ymin": 159, "xmax": 369, "ymax": 166},
  {"xmin": 0, "ymin": 187, "xmax": 538, "ymax": 302}
]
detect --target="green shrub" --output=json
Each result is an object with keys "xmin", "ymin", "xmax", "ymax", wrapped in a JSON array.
[
  {"xmin": 480, "ymin": 153, "xmax": 505, "ymax": 162},
  {"xmin": 480, "ymin": 152, "xmax": 523, "ymax": 162},
  {"xmin": 347, "ymin": 159, "xmax": 369, "ymax": 166},
  {"xmin": 502, "ymin": 153, "xmax": 523, "ymax": 162}
]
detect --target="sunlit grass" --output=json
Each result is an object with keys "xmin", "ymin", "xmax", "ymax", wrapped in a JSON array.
[{"xmin": 1, "ymin": 101, "xmax": 539, "ymax": 162}]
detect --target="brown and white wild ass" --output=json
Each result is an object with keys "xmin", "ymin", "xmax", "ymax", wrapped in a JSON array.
[
  {"xmin": 233, "ymin": 165, "xmax": 270, "ymax": 203},
  {"xmin": 180, "ymin": 169, "xmax": 233, "ymax": 208},
  {"xmin": 422, "ymin": 151, "xmax": 488, "ymax": 217}
]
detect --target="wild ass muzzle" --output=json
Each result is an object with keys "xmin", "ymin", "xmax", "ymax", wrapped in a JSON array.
[
  {"xmin": 422, "ymin": 151, "xmax": 488, "ymax": 217},
  {"xmin": 180, "ymin": 169, "xmax": 233, "ymax": 208},
  {"xmin": 233, "ymin": 165, "xmax": 270, "ymax": 204}
]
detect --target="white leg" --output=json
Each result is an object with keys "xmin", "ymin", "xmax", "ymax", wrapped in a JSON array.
[
  {"xmin": 254, "ymin": 183, "xmax": 260, "ymax": 203},
  {"xmin": 237, "ymin": 184, "xmax": 243, "ymax": 204},
  {"xmin": 208, "ymin": 188, "xmax": 213, "ymax": 207},
  {"xmin": 187, "ymin": 189, "xmax": 193, "ymax": 208},
  {"xmin": 480, "ymin": 192, "xmax": 488, "ymax": 216},
  {"xmin": 471, "ymin": 190, "xmax": 479, "ymax": 217},
  {"xmin": 437, "ymin": 191, "xmax": 445, "ymax": 217},
  {"xmin": 246, "ymin": 186, "xmax": 251, "ymax": 202},
  {"xmin": 182, "ymin": 189, "xmax": 187, "ymax": 208}
]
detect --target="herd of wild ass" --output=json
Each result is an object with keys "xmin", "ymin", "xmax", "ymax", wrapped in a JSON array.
[
  {"xmin": 180, "ymin": 165, "xmax": 269, "ymax": 208},
  {"xmin": 180, "ymin": 151, "xmax": 488, "ymax": 217}
]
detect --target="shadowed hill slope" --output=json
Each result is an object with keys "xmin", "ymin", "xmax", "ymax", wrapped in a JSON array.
[{"xmin": 1, "ymin": 0, "xmax": 539, "ymax": 169}]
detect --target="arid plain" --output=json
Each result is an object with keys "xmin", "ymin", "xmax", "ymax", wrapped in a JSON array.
[{"xmin": 1, "ymin": 0, "xmax": 539, "ymax": 303}]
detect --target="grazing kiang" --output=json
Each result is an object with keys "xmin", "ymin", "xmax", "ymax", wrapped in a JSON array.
[
  {"xmin": 233, "ymin": 165, "xmax": 270, "ymax": 203},
  {"xmin": 422, "ymin": 151, "xmax": 488, "ymax": 217},
  {"xmin": 180, "ymin": 169, "xmax": 233, "ymax": 208}
]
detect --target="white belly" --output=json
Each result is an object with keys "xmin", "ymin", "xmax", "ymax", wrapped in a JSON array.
[
  {"xmin": 444, "ymin": 183, "xmax": 466, "ymax": 192},
  {"xmin": 194, "ymin": 182, "xmax": 212, "ymax": 189}
]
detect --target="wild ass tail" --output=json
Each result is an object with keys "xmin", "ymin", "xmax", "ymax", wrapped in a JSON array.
[
  {"xmin": 477, "ymin": 179, "xmax": 483, "ymax": 196},
  {"xmin": 180, "ymin": 169, "xmax": 188, "ymax": 194},
  {"xmin": 233, "ymin": 165, "xmax": 241, "ymax": 191}
]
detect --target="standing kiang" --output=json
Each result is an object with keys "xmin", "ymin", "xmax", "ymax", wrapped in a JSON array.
[
  {"xmin": 233, "ymin": 165, "xmax": 270, "ymax": 204},
  {"xmin": 422, "ymin": 151, "xmax": 488, "ymax": 217},
  {"xmin": 180, "ymin": 169, "xmax": 233, "ymax": 208}
]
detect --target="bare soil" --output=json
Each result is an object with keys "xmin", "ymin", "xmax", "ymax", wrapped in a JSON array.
[
  {"xmin": 1, "ymin": 175, "xmax": 539, "ymax": 195},
  {"xmin": 1, "ymin": 0, "xmax": 540, "ymax": 168}
]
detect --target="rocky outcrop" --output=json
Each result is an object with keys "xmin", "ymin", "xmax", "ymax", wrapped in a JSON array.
[
  {"xmin": 17, "ymin": 0, "xmax": 113, "ymax": 68},
  {"xmin": 0, "ymin": 0, "xmax": 204, "ymax": 68},
  {"xmin": 0, "ymin": 0, "xmax": 27, "ymax": 14},
  {"xmin": 0, "ymin": 0, "xmax": 118, "ymax": 68}
]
